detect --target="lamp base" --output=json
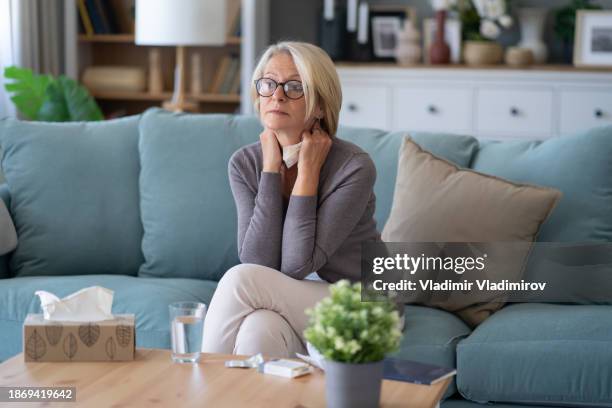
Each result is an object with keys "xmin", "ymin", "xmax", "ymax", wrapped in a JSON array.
[{"xmin": 162, "ymin": 99, "xmax": 199, "ymax": 113}]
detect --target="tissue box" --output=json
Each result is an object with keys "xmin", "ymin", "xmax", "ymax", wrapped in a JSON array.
[{"xmin": 23, "ymin": 314, "xmax": 135, "ymax": 362}]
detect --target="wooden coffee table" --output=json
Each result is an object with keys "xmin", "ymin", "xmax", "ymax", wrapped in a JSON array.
[{"xmin": 0, "ymin": 348, "xmax": 451, "ymax": 407}]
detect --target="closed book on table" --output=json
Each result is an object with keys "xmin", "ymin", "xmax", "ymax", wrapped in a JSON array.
[{"xmin": 383, "ymin": 358, "xmax": 457, "ymax": 385}]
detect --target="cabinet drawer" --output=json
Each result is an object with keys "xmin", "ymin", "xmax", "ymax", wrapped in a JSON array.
[
  {"xmin": 476, "ymin": 88, "xmax": 553, "ymax": 137},
  {"xmin": 560, "ymin": 90, "xmax": 612, "ymax": 135},
  {"xmin": 339, "ymin": 84, "xmax": 389, "ymax": 130},
  {"xmin": 391, "ymin": 87, "xmax": 473, "ymax": 133}
]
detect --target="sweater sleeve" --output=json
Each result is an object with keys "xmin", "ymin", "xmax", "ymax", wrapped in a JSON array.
[
  {"xmin": 228, "ymin": 151, "xmax": 283, "ymax": 269},
  {"xmin": 281, "ymin": 153, "xmax": 376, "ymax": 279}
]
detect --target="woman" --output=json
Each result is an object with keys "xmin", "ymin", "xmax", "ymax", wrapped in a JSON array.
[{"xmin": 201, "ymin": 41, "xmax": 382, "ymax": 358}]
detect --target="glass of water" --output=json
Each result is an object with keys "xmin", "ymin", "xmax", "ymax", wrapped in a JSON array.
[{"xmin": 169, "ymin": 302, "xmax": 206, "ymax": 363}]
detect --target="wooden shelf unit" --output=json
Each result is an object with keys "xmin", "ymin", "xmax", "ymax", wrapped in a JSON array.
[
  {"xmin": 78, "ymin": 34, "xmax": 242, "ymax": 45},
  {"xmin": 91, "ymin": 90, "xmax": 241, "ymax": 103},
  {"xmin": 76, "ymin": 0, "xmax": 242, "ymax": 117}
]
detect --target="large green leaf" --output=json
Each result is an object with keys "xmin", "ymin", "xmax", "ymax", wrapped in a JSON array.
[
  {"xmin": 3, "ymin": 66, "xmax": 51, "ymax": 120},
  {"xmin": 4, "ymin": 66, "xmax": 103, "ymax": 122},
  {"xmin": 37, "ymin": 76, "xmax": 103, "ymax": 122}
]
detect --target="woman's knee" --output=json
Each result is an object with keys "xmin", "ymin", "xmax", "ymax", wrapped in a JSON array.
[
  {"xmin": 234, "ymin": 309, "xmax": 304, "ymax": 357},
  {"xmin": 217, "ymin": 263, "xmax": 277, "ymax": 293}
]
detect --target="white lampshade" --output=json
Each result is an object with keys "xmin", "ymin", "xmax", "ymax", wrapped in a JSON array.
[{"xmin": 135, "ymin": 0, "xmax": 226, "ymax": 46}]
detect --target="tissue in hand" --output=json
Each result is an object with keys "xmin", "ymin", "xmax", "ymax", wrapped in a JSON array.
[{"xmin": 35, "ymin": 286, "xmax": 114, "ymax": 321}]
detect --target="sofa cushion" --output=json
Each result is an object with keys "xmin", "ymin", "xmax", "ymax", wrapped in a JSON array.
[
  {"xmin": 138, "ymin": 108, "xmax": 261, "ymax": 280},
  {"xmin": 336, "ymin": 127, "xmax": 479, "ymax": 231},
  {"xmin": 0, "ymin": 275, "xmax": 217, "ymax": 362},
  {"xmin": 0, "ymin": 116, "xmax": 144, "ymax": 277},
  {"xmin": 394, "ymin": 305, "xmax": 472, "ymax": 400},
  {"xmin": 471, "ymin": 125, "xmax": 612, "ymax": 242},
  {"xmin": 457, "ymin": 303, "xmax": 612, "ymax": 406},
  {"xmin": 381, "ymin": 138, "xmax": 561, "ymax": 327}
]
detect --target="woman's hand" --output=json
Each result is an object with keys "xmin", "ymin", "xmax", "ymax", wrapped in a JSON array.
[
  {"xmin": 293, "ymin": 126, "xmax": 332, "ymax": 196},
  {"xmin": 260, "ymin": 128, "xmax": 282, "ymax": 173}
]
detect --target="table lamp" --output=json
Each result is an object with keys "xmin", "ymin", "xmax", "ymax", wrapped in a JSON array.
[{"xmin": 135, "ymin": 0, "xmax": 226, "ymax": 112}]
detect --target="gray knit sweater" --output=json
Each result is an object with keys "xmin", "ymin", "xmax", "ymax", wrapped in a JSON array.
[{"xmin": 228, "ymin": 137, "xmax": 382, "ymax": 282}]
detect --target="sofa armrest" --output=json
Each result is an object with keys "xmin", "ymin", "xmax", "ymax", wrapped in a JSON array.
[{"xmin": 0, "ymin": 183, "xmax": 13, "ymax": 279}]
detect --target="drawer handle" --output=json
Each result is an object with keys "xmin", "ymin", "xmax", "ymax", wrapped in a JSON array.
[
  {"xmin": 348, "ymin": 103, "xmax": 358, "ymax": 112},
  {"xmin": 427, "ymin": 105, "xmax": 438, "ymax": 114},
  {"xmin": 510, "ymin": 107, "xmax": 519, "ymax": 117},
  {"xmin": 594, "ymin": 109, "xmax": 603, "ymax": 118}
]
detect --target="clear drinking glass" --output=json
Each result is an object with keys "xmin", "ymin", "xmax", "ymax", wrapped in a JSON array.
[{"xmin": 169, "ymin": 301, "xmax": 206, "ymax": 363}]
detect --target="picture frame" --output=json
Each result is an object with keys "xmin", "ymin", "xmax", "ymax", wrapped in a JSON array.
[
  {"xmin": 369, "ymin": 6, "xmax": 417, "ymax": 61},
  {"xmin": 573, "ymin": 10, "xmax": 612, "ymax": 67},
  {"xmin": 423, "ymin": 18, "xmax": 462, "ymax": 64}
]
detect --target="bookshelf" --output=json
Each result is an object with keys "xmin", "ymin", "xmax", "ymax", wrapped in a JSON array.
[{"xmin": 75, "ymin": 0, "xmax": 244, "ymax": 117}]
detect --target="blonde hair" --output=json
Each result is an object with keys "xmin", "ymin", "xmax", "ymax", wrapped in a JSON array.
[{"xmin": 251, "ymin": 41, "xmax": 342, "ymax": 137}]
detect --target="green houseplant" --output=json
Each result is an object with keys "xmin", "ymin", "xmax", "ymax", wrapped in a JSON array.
[
  {"xmin": 304, "ymin": 280, "xmax": 402, "ymax": 408},
  {"xmin": 452, "ymin": 0, "xmax": 514, "ymax": 65},
  {"xmin": 3, "ymin": 66, "xmax": 103, "ymax": 122},
  {"xmin": 554, "ymin": 0, "xmax": 602, "ymax": 62}
]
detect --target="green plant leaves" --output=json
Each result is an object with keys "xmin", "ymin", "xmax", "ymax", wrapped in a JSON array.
[
  {"xmin": 554, "ymin": 0, "xmax": 602, "ymax": 43},
  {"xmin": 3, "ymin": 66, "xmax": 51, "ymax": 120},
  {"xmin": 304, "ymin": 280, "xmax": 402, "ymax": 364},
  {"xmin": 38, "ymin": 76, "xmax": 104, "ymax": 122},
  {"xmin": 4, "ymin": 66, "xmax": 103, "ymax": 122}
]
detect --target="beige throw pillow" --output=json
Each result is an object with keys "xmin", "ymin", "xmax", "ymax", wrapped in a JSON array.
[{"xmin": 381, "ymin": 137, "xmax": 562, "ymax": 327}]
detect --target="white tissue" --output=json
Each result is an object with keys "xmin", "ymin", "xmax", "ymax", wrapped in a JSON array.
[
  {"xmin": 34, "ymin": 286, "xmax": 114, "ymax": 321},
  {"xmin": 282, "ymin": 141, "xmax": 302, "ymax": 168}
]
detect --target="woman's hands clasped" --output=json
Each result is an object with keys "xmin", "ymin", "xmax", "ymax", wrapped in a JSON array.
[{"xmin": 259, "ymin": 122, "xmax": 332, "ymax": 196}]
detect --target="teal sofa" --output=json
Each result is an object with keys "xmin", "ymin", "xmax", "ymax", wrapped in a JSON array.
[{"xmin": 1, "ymin": 108, "xmax": 611, "ymax": 407}]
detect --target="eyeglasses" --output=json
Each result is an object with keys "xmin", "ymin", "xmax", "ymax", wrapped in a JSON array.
[{"xmin": 254, "ymin": 77, "xmax": 304, "ymax": 100}]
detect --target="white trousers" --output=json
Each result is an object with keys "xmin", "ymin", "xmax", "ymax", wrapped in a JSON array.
[{"xmin": 201, "ymin": 263, "xmax": 330, "ymax": 358}]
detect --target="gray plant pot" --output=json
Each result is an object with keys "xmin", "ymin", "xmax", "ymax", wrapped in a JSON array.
[{"xmin": 324, "ymin": 359, "xmax": 384, "ymax": 408}]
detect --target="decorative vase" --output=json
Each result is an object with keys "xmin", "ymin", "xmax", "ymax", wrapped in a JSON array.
[
  {"xmin": 504, "ymin": 46, "xmax": 534, "ymax": 66},
  {"xmin": 324, "ymin": 359, "xmax": 384, "ymax": 408},
  {"xmin": 517, "ymin": 8, "xmax": 548, "ymax": 64},
  {"xmin": 429, "ymin": 10, "xmax": 451, "ymax": 64},
  {"xmin": 395, "ymin": 18, "xmax": 422, "ymax": 65},
  {"xmin": 463, "ymin": 40, "xmax": 504, "ymax": 65}
]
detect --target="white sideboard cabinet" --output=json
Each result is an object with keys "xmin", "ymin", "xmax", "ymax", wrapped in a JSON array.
[{"xmin": 337, "ymin": 65, "xmax": 612, "ymax": 140}]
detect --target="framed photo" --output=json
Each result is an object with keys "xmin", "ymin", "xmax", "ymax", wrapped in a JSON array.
[
  {"xmin": 369, "ymin": 6, "xmax": 417, "ymax": 61},
  {"xmin": 423, "ymin": 18, "xmax": 462, "ymax": 64},
  {"xmin": 574, "ymin": 10, "xmax": 612, "ymax": 67}
]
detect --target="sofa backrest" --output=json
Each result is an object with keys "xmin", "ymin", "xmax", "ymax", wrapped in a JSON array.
[
  {"xmin": 137, "ymin": 108, "xmax": 261, "ymax": 281},
  {"xmin": 0, "ymin": 115, "xmax": 145, "ymax": 278},
  {"xmin": 336, "ymin": 127, "xmax": 479, "ymax": 231},
  {"xmin": 1, "ymin": 108, "xmax": 610, "ymax": 281},
  {"xmin": 471, "ymin": 126, "xmax": 612, "ymax": 242}
]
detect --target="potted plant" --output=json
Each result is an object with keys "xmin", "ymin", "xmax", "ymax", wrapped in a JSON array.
[
  {"xmin": 3, "ymin": 66, "xmax": 103, "ymax": 122},
  {"xmin": 554, "ymin": 0, "xmax": 601, "ymax": 63},
  {"xmin": 453, "ymin": 0, "xmax": 513, "ymax": 65},
  {"xmin": 304, "ymin": 280, "xmax": 402, "ymax": 408}
]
